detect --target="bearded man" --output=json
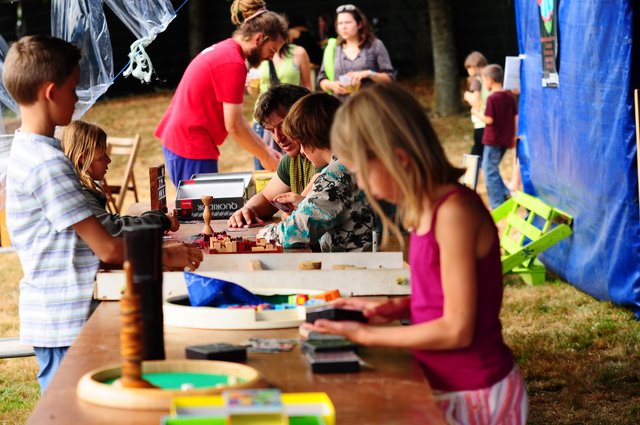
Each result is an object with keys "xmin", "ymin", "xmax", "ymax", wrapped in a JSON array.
[{"xmin": 155, "ymin": 6, "xmax": 288, "ymax": 187}]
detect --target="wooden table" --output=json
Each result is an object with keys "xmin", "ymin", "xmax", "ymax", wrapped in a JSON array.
[{"xmin": 26, "ymin": 302, "xmax": 445, "ymax": 424}]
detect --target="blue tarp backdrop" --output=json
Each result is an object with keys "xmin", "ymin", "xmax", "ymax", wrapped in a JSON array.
[{"xmin": 515, "ymin": 1, "xmax": 640, "ymax": 314}]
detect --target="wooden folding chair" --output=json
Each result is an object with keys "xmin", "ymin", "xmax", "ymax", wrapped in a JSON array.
[
  {"xmin": 491, "ymin": 191, "xmax": 573, "ymax": 285},
  {"xmin": 102, "ymin": 135, "xmax": 141, "ymax": 214}
]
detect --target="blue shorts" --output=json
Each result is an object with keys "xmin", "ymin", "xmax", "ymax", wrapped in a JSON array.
[
  {"xmin": 34, "ymin": 346, "xmax": 68, "ymax": 394},
  {"xmin": 162, "ymin": 146, "xmax": 218, "ymax": 188}
]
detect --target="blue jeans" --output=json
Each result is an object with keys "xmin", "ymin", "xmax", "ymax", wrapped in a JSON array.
[
  {"xmin": 482, "ymin": 145, "xmax": 510, "ymax": 209},
  {"xmin": 34, "ymin": 346, "xmax": 68, "ymax": 394},
  {"xmin": 162, "ymin": 146, "xmax": 218, "ymax": 188}
]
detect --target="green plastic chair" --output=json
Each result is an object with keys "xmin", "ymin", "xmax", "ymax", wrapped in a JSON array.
[{"xmin": 491, "ymin": 191, "xmax": 573, "ymax": 285}]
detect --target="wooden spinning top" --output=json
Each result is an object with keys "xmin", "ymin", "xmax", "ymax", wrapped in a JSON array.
[
  {"xmin": 201, "ymin": 196, "xmax": 214, "ymax": 235},
  {"xmin": 114, "ymin": 261, "xmax": 156, "ymax": 389}
]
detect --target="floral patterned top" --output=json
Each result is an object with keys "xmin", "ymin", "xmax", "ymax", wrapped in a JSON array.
[{"xmin": 258, "ymin": 159, "xmax": 375, "ymax": 252}]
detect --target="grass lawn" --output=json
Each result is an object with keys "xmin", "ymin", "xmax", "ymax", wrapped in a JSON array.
[{"xmin": 0, "ymin": 78, "xmax": 639, "ymax": 424}]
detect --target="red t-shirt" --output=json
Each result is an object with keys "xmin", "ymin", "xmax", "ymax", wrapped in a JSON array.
[
  {"xmin": 155, "ymin": 38, "xmax": 246, "ymax": 160},
  {"xmin": 482, "ymin": 90, "xmax": 518, "ymax": 148}
]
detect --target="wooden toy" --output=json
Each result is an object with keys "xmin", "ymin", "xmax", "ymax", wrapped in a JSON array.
[
  {"xmin": 76, "ymin": 359, "xmax": 261, "ymax": 410},
  {"xmin": 114, "ymin": 261, "xmax": 156, "ymax": 389},
  {"xmin": 249, "ymin": 260, "xmax": 263, "ymax": 271},
  {"xmin": 185, "ymin": 344, "xmax": 248, "ymax": 362},
  {"xmin": 305, "ymin": 306, "xmax": 367, "ymax": 324},
  {"xmin": 149, "ymin": 164, "xmax": 168, "ymax": 213},
  {"xmin": 163, "ymin": 288, "xmax": 329, "ymax": 330},
  {"xmin": 299, "ymin": 261, "xmax": 321, "ymax": 270},
  {"xmin": 166, "ymin": 391, "xmax": 335, "ymax": 425},
  {"xmin": 331, "ymin": 264, "xmax": 366, "ymax": 270},
  {"xmin": 76, "ymin": 230, "xmax": 261, "ymax": 410},
  {"xmin": 305, "ymin": 351, "xmax": 361, "ymax": 374},
  {"xmin": 198, "ymin": 231, "xmax": 282, "ymax": 254},
  {"xmin": 309, "ymin": 290, "xmax": 340, "ymax": 302},
  {"xmin": 201, "ymin": 196, "xmax": 214, "ymax": 235}
]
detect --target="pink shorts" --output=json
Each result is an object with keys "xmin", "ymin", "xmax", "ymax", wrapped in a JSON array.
[{"xmin": 434, "ymin": 366, "xmax": 528, "ymax": 425}]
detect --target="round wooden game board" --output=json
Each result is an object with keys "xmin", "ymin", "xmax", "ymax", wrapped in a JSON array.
[
  {"xmin": 77, "ymin": 359, "xmax": 261, "ymax": 410},
  {"xmin": 163, "ymin": 289, "xmax": 327, "ymax": 330}
]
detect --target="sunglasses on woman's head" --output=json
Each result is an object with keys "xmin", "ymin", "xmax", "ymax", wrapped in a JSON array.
[{"xmin": 336, "ymin": 4, "xmax": 356, "ymax": 13}]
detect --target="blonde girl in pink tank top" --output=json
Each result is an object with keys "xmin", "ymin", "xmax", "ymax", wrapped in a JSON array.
[{"xmin": 303, "ymin": 83, "xmax": 528, "ymax": 424}]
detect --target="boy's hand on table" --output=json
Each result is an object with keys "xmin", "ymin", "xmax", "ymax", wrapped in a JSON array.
[
  {"xmin": 163, "ymin": 243, "xmax": 203, "ymax": 271},
  {"xmin": 227, "ymin": 207, "xmax": 265, "ymax": 228}
]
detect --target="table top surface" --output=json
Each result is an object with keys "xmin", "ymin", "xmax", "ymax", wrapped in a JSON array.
[{"xmin": 27, "ymin": 302, "xmax": 445, "ymax": 425}]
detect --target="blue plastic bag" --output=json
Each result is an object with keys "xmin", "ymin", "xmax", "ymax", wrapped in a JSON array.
[{"xmin": 184, "ymin": 272, "xmax": 264, "ymax": 308}]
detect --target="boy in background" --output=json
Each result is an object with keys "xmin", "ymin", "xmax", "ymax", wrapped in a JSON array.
[
  {"xmin": 473, "ymin": 64, "xmax": 518, "ymax": 209},
  {"xmin": 3, "ymin": 35, "xmax": 201, "ymax": 393}
]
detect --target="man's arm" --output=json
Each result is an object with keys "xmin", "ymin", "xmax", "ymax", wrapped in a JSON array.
[
  {"xmin": 227, "ymin": 174, "xmax": 290, "ymax": 227},
  {"xmin": 223, "ymin": 102, "xmax": 281, "ymax": 171}
]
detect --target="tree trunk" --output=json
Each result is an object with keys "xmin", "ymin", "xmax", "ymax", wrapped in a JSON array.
[
  {"xmin": 415, "ymin": 0, "xmax": 432, "ymax": 76},
  {"xmin": 427, "ymin": 0, "xmax": 462, "ymax": 116},
  {"xmin": 188, "ymin": 0, "xmax": 206, "ymax": 59}
]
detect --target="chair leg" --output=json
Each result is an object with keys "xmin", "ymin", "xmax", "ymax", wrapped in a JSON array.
[
  {"xmin": 512, "ymin": 260, "xmax": 547, "ymax": 285},
  {"xmin": 131, "ymin": 174, "xmax": 139, "ymax": 202}
]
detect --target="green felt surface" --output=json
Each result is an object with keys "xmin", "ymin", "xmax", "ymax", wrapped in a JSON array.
[{"xmin": 104, "ymin": 372, "xmax": 243, "ymax": 389}]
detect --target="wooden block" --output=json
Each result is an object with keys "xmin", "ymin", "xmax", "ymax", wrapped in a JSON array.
[
  {"xmin": 231, "ymin": 241, "xmax": 237, "ymax": 252},
  {"xmin": 252, "ymin": 246, "xmax": 265, "ymax": 252},
  {"xmin": 249, "ymin": 260, "xmax": 263, "ymax": 271},
  {"xmin": 149, "ymin": 164, "xmax": 168, "ymax": 213},
  {"xmin": 213, "ymin": 242, "xmax": 222, "ymax": 252},
  {"xmin": 265, "ymin": 243, "xmax": 274, "ymax": 251},
  {"xmin": 299, "ymin": 261, "xmax": 322, "ymax": 270},
  {"xmin": 332, "ymin": 264, "xmax": 365, "ymax": 270}
]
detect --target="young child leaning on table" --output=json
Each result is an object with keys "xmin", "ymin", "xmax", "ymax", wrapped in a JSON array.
[
  {"xmin": 257, "ymin": 92, "xmax": 376, "ymax": 252},
  {"xmin": 303, "ymin": 83, "xmax": 528, "ymax": 423},
  {"xmin": 60, "ymin": 120, "xmax": 180, "ymax": 236},
  {"xmin": 3, "ymin": 35, "xmax": 202, "ymax": 394}
]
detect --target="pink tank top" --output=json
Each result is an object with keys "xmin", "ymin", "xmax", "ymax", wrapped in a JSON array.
[{"xmin": 410, "ymin": 186, "xmax": 514, "ymax": 391}]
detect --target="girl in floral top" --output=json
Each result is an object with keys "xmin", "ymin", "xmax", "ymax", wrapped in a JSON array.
[{"xmin": 258, "ymin": 93, "xmax": 375, "ymax": 251}]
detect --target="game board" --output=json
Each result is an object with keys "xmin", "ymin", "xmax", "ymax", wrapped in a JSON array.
[
  {"xmin": 163, "ymin": 288, "xmax": 339, "ymax": 330},
  {"xmin": 77, "ymin": 256, "xmax": 262, "ymax": 411},
  {"xmin": 77, "ymin": 360, "xmax": 261, "ymax": 410}
]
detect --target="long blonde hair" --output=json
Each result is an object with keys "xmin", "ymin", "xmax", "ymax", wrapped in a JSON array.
[
  {"xmin": 331, "ymin": 83, "xmax": 465, "ymax": 245},
  {"xmin": 60, "ymin": 120, "xmax": 107, "ymax": 195},
  {"xmin": 230, "ymin": 0, "xmax": 287, "ymax": 42}
]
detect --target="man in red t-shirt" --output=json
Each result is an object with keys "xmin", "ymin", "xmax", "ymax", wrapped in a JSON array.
[
  {"xmin": 472, "ymin": 64, "xmax": 518, "ymax": 209},
  {"xmin": 156, "ymin": 20, "xmax": 286, "ymax": 187}
]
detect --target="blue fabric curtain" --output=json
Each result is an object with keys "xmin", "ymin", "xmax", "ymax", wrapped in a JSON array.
[{"xmin": 515, "ymin": 0, "xmax": 640, "ymax": 314}]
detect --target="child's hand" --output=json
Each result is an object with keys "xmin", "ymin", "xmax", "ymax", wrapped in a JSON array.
[
  {"xmin": 332, "ymin": 297, "xmax": 409, "ymax": 325},
  {"xmin": 301, "ymin": 319, "xmax": 369, "ymax": 344},
  {"xmin": 165, "ymin": 213, "xmax": 180, "ymax": 232},
  {"xmin": 163, "ymin": 243, "xmax": 203, "ymax": 271},
  {"xmin": 227, "ymin": 207, "xmax": 265, "ymax": 228},
  {"xmin": 273, "ymin": 192, "xmax": 303, "ymax": 209}
]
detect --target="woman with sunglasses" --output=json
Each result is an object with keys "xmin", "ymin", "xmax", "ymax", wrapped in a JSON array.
[{"xmin": 317, "ymin": 4, "xmax": 394, "ymax": 101}]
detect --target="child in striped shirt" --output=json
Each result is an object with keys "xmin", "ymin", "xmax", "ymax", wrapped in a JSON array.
[{"xmin": 3, "ymin": 35, "xmax": 201, "ymax": 393}]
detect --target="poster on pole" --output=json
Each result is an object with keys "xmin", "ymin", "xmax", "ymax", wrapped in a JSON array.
[{"xmin": 538, "ymin": 0, "xmax": 559, "ymax": 87}]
